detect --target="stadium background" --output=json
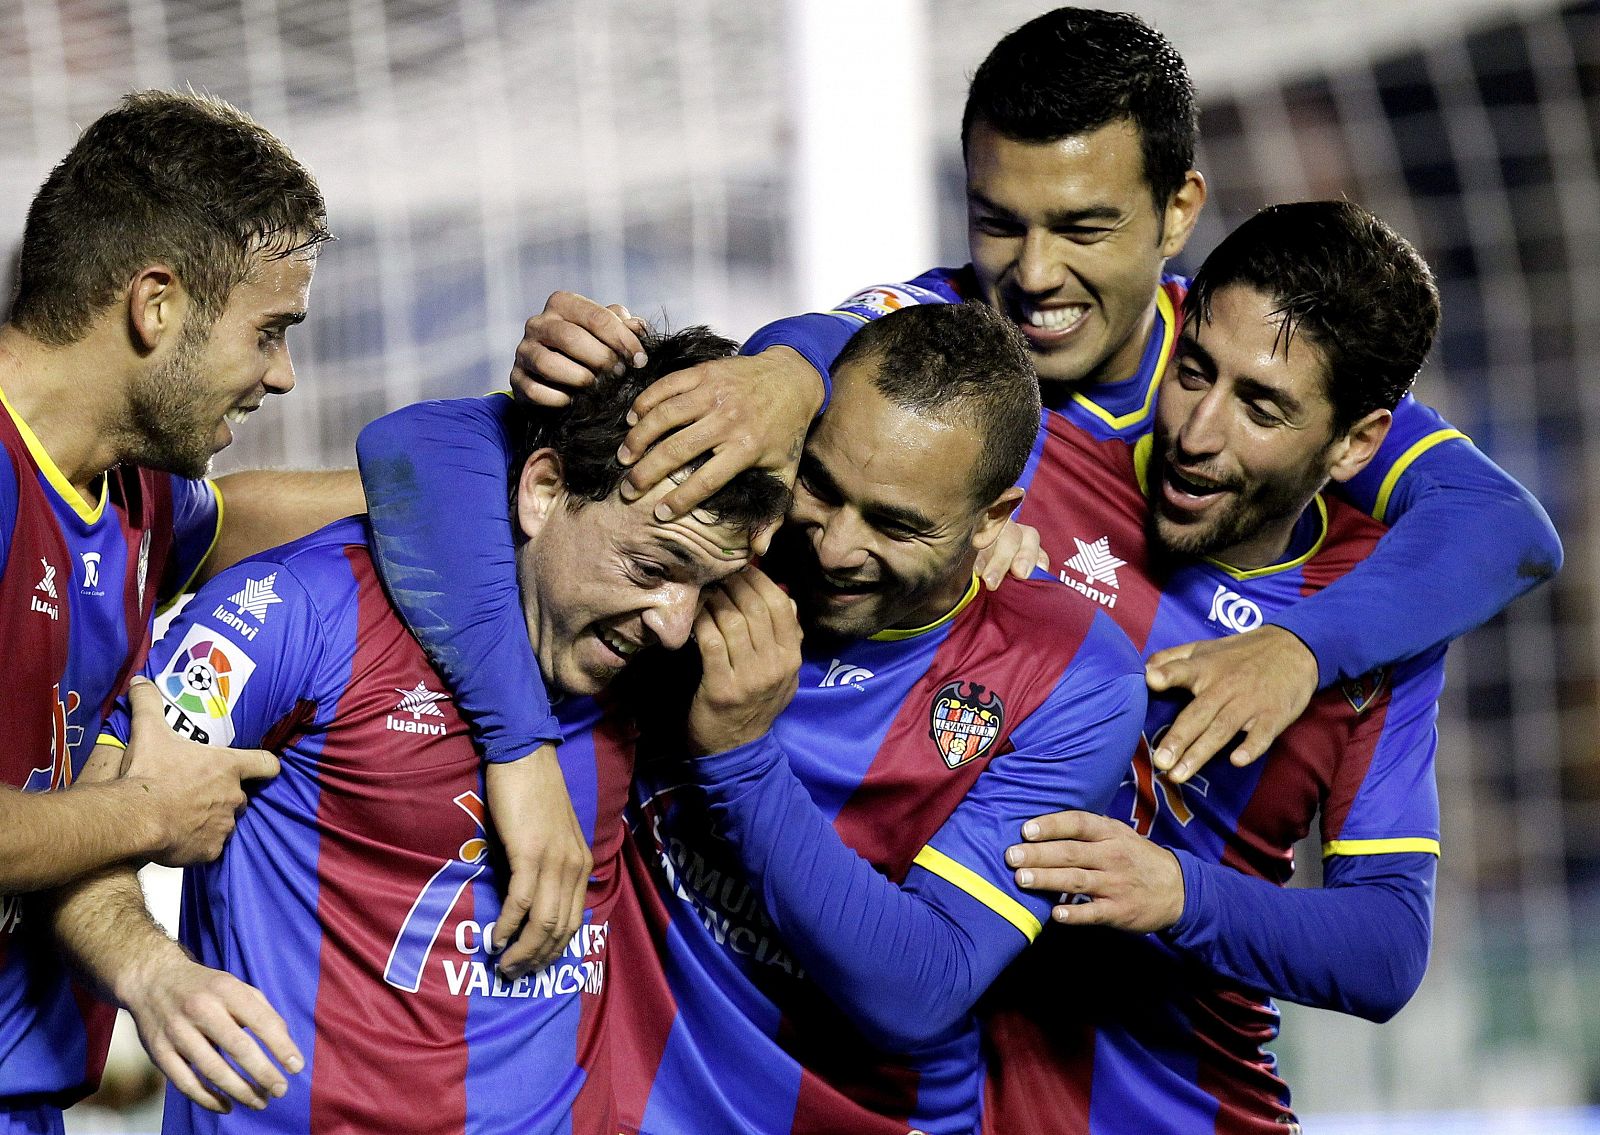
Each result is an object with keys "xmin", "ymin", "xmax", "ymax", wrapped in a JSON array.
[{"xmin": 1, "ymin": 0, "xmax": 1595, "ymax": 1130}]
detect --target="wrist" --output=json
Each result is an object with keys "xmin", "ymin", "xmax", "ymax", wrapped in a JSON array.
[
  {"xmin": 109, "ymin": 925, "xmax": 189, "ymax": 1008},
  {"xmin": 760, "ymin": 345, "xmax": 827, "ymax": 418}
]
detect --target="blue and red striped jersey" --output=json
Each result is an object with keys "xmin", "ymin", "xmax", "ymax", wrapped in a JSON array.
[
  {"xmin": 0, "ymin": 385, "xmax": 217, "ymax": 1109},
  {"xmin": 610, "ymin": 578, "xmax": 1145, "ymax": 1135},
  {"xmin": 108, "ymin": 518, "xmax": 630, "ymax": 1135},
  {"xmin": 977, "ymin": 419, "xmax": 1445, "ymax": 1134}
]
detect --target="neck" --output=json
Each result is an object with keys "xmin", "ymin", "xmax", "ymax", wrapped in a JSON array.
[
  {"xmin": 0, "ymin": 323, "xmax": 131, "ymax": 496},
  {"xmin": 1210, "ymin": 504, "xmax": 1319, "ymax": 571},
  {"xmin": 888, "ymin": 558, "xmax": 980, "ymax": 633},
  {"xmin": 1083, "ymin": 290, "xmax": 1161, "ymax": 388}
]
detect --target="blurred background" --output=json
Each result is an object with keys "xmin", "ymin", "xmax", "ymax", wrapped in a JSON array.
[{"xmin": 1, "ymin": 0, "xmax": 1595, "ymax": 1130}]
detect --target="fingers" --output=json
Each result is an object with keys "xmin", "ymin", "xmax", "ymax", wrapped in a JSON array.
[
  {"xmin": 232, "ymin": 746, "xmax": 282, "ymax": 783},
  {"xmin": 624, "ymin": 370, "xmax": 702, "ymax": 443},
  {"xmin": 653, "ymin": 452, "xmax": 750, "ymax": 521},
  {"xmin": 544, "ymin": 292, "xmax": 647, "ymax": 373},
  {"xmin": 621, "ymin": 413, "xmax": 725, "ymax": 499},
  {"xmin": 1016, "ymin": 809, "xmax": 1112, "ymax": 844},
  {"xmin": 143, "ymin": 1032, "xmax": 231, "ymax": 1113},
  {"xmin": 1156, "ymin": 702, "xmax": 1245, "ymax": 785},
  {"xmin": 1012, "ymin": 865, "xmax": 1098, "ymax": 895},
  {"xmin": 126, "ymin": 675, "xmax": 166, "ymax": 726},
  {"xmin": 1143, "ymin": 645, "xmax": 1197, "ymax": 691}
]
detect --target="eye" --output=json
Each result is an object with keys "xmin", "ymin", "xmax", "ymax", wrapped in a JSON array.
[
  {"xmin": 1246, "ymin": 403, "xmax": 1284, "ymax": 428},
  {"xmin": 1175, "ymin": 361, "xmax": 1210, "ymax": 389},
  {"xmin": 971, "ymin": 213, "xmax": 1023, "ymax": 238},
  {"xmin": 629, "ymin": 558, "xmax": 668, "ymax": 585},
  {"xmin": 258, "ymin": 327, "xmax": 285, "ymax": 349}
]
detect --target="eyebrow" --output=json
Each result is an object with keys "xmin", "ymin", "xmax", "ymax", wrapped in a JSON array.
[
  {"xmin": 804, "ymin": 452, "xmax": 940, "ymax": 535},
  {"xmin": 264, "ymin": 311, "xmax": 307, "ymax": 328},
  {"xmin": 967, "ymin": 190, "xmax": 1124, "ymax": 228}
]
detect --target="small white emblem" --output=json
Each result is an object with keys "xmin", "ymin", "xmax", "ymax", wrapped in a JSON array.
[
  {"xmin": 820, "ymin": 659, "xmax": 874, "ymax": 690},
  {"xmin": 1065, "ymin": 537, "xmax": 1124, "ymax": 590},
  {"xmin": 229, "ymin": 573, "xmax": 284, "ymax": 623}
]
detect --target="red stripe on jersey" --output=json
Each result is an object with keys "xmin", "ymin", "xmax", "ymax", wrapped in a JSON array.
[
  {"xmin": 612, "ymin": 833, "xmax": 687, "ymax": 1133},
  {"xmin": 1297, "ymin": 498, "xmax": 1383, "ymax": 596},
  {"xmin": 980, "ymin": 948, "xmax": 1097, "ymax": 1135},
  {"xmin": 829, "ymin": 581, "xmax": 1094, "ymax": 880},
  {"xmin": 1018, "ymin": 422, "xmax": 1164, "ymax": 653},
  {"xmin": 309, "ymin": 549, "xmax": 478, "ymax": 1134}
]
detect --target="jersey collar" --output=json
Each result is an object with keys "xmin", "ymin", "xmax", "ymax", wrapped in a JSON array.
[
  {"xmin": 0, "ymin": 381, "xmax": 107, "ymax": 524},
  {"xmin": 869, "ymin": 575, "xmax": 981, "ymax": 642}
]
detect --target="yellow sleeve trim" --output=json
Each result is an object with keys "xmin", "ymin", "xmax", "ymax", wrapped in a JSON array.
[
  {"xmin": 1371, "ymin": 429, "xmax": 1469, "ymax": 523},
  {"xmin": 96, "ymin": 733, "xmax": 127, "ymax": 751},
  {"xmin": 912, "ymin": 845, "xmax": 1042, "ymax": 941},
  {"xmin": 158, "ymin": 479, "xmax": 225, "ymax": 616},
  {"xmin": 1322, "ymin": 837, "xmax": 1441, "ymax": 859}
]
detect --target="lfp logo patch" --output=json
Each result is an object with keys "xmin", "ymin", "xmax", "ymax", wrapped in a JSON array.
[
  {"xmin": 929, "ymin": 681, "xmax": 1004, "ymax": 769},
  {"xmin": 157, "ymin": 625, "xmax": 257, "ymax": 745}
]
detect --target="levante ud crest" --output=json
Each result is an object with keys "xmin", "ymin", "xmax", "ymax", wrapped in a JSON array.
[{"xmin": 929, "ymin": 681, "xmax": 1004, "ymax": 769}]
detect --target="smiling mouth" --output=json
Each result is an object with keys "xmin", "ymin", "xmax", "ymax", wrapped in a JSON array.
[
  {"xmin": 1162, "ymin": 462, "xmax": 1238, "ymax": 511},
  {"xmin": 1008, "ymin": 298, "xmax": 1091, "ymax": 339},
  {"xmin": 224, "ymin": 405, "xmax": 260, "ymax": 425},
  {"xmin": 597, "ymin": 626, "xmax": 644, "ymax": 663}
]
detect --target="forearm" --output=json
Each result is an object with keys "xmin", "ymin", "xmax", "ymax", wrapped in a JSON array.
[
  {"xmin": 357, "ymin": 397, "xmax": 559, "ymax": 760},
  {"xmin": 0, "ymin": 781, "xmax": 158, "ymax": 892},
  {"xmin": 1162, "ymin": 850, "xmax": 1435, "ymax": 1021},
  {"xmin": 45, "ymin": 864, "xmax": 181, "ymax": 1006},
  {"xmin": 696, "ymin": 734, "xmax": 1017, "ymax": 1050},
  {"xmin": 203, "ymin": 469, "xmax": 366, "ymax": 583},
  {"xmin": 1289, "ymin": 444, "xmax": 1562, "ymax": 686}
]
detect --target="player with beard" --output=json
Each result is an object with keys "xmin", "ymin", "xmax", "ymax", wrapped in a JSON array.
[
  {"xmin": 979, "ymin": 201, "xmax": 1465, "ymax": 1132},
  {"xmin": 490, "ymin": 6, "xmax": 1557, "ymax": 792},
  {"xmin": 0, "ymin": 90, "xmax": 337, "ymax": 1134}
]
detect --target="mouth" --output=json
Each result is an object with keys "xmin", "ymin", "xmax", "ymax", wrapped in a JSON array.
[
  {"xmin": 224, "ymin": 404, "xmax": 260, "ymax": 426},
  {"xmin": 1160, "ymin": 461, "xmax": 1237, "ymax": 516},
  {"xmin": 1007, "ymin": 297, "xmax": 1091, "ymax": 345},
  {"xmin": 596, "ymin": 625, "xmax": 645, "ymax": 665}
]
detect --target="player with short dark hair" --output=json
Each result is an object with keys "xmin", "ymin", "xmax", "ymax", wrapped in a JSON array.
[
  {"xmin": 990, "ymin": 200, "xmax": 1461, "ymax": 1133},
  {"xmin": 358, "ymin": 302, "xmax": 1146, "ymax": 1134},
  {"xmin": 56, "ymin": 328, "xmax": 789, "ymax": 1135},
  {"xmin": 0, "ymin": 89, "xmax": 333, "ymax": 1135}
]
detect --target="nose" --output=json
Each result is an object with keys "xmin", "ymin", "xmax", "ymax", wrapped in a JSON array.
[
  {"xmin": 1014, "ymin": 229, "xmax": 1066, "ymax": 296},
  {"xmin": 266, "ymin": 345, "xmax": 297, "ymax": 395},
  {"xmin": 811, "ymin": 509, "xmax": 872, "ymax": 574},
  {"xmin": 1175, "ymin": 385, "xmax": 1228, "ymax": 461},
  {"xmin": 643, "ymin": 583, "xmax": 699, "ymax": 651}
]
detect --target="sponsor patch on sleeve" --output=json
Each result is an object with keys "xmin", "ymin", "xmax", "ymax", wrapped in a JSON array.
[
  {"xmin": 830, "ymin": 284, "xmax": 942, "ymax": 322},
  {"xmin": 155, "ymin": 624, "xmax": 258, "ymax": 746}
]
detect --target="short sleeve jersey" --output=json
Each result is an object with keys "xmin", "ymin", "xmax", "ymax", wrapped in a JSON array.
[{"xmin": 0, "ymin": 385, "xmax": 218, "ymax": 1105}]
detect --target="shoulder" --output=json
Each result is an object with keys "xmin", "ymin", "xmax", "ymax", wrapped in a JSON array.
[
  {"xmin": 972, "ymin": 578, "xmax": 1141, "ymax": 680},
  {"xmin": 201, "ymin": 516, "xmax": 373, "ymax": 618},
  {"xmin": 1299, "ymin": 495, "xmax": 1388, "ymax": 588}
]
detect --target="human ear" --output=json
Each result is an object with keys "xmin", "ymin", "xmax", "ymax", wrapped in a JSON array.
[
  {"xmin": 127, "ymin": 264, "xmax": 185, "ymax": 353},
  {"xmin": 1157, "ymin": 170, "xmax": 1207, "ymax": 259},
  {"xmin": 970, "ymin": 486, "xmax": 1026, "ymax": 551},
  {"xmin": 1327, "ymin": 409, "xmax": 1392, "ymax": 484},
  {"xmin": 515, "ymin": 449, "xmax": 566, "ymax": 540}
]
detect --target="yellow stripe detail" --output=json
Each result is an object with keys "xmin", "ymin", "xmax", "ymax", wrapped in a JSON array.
[
  {"xmin": 913, "ymin": 845, "xmax": 1042, "ymax": 941},
  {"xmin": 96, "ymin": 733, "xmax": 127, "ymax": 751},
  {"xmin": 1068, "ymin": 288, "xmax": 1178, "ymax": 431},
  {"xmin": 158, "ymin": 479, "xmax": 225, "ymax": 615},
  {"xmin": 1322, "ymin": 837, "xmax": 1441, "ymax": 859},
  {"xmin": 1206, "ymin": 495, "xmax": 1330, "ymax": 581},
  {"xmin": 0, "ymin": 381, "xmax": 107, "ymax": 523},
  {"xmin": 870, "ymin": 575, "xmax": 981, "ymax": 641},
  {"xmin": 1371, "ymin": 429, "xmax": 1470, "ymax": 523},
  {"xmin": 1133, "ymin": 432, "xmax": 1154, "ymax": 497}
]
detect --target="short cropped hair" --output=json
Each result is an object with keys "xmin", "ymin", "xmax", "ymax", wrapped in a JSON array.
[
  {"xmin": 962, "ymin": 7, "xmax": 1197, "ymax": 217},
  {"xmin": 510, "ymin": 325, "xmax": 791, "ymax": 536},
  {"xmin": 11, "ymin": 90, "xmax": 330, "ymax": 345},
  {"xmin": 833, "ymin": 303, "xmax": 1041, "ymax": 507},
  {"xmin": 1185, "ymin": 201, "xmax": 1441, "ymax": 434}
]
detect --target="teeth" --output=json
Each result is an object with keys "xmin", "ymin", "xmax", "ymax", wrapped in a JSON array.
[
  {"xmin": 225, "ymin": 408, "xmax": 250, "ymax": 425},
  {"xmin": 1024, "ymin": 305, "xmax": 1088, "ymax": 332},
  {"xmin": 601, "ymin": 629, "xmax": 639, "ymax": 657}
]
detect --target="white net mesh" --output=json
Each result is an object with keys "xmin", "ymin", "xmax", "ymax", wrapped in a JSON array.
[{"xmin": 1, "ymin": 0, "xmax": 1594, "ymax": 1125}]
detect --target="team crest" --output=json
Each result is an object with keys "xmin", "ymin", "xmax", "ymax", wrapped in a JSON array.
[
  {"xmin": 1341, "ymin": 670, "xmax": 1387, "ymax": 714},
  {"xmin": 929, "ymin": 681, "xmax": 1004, "ymax": 769}
]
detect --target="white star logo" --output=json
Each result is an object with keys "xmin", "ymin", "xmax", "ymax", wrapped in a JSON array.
[
  {"xmin": 228, "ymin": 573, "xmax": 284, "ymax": 622},
  {"xmin": 1065, "ymin": 536, "xmax": 1125, "ymax": 590},
  {"xmin": 394, "ymin": 680, "xmax": 449, "ymax": 719}
]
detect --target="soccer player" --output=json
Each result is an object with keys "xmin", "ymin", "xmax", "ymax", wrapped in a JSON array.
[
  {"xmin": 985, "ymin": 200, "xmax": 1462, "ymax": 1132},
  {"xmin": 0, "ymin": 90, "xmax": 336, "ymax": 1134},
  {"xmin": 508, "ymin": 6, "xmax": 1559, "ymax": 784},
  {"xmin": 608, "ymin": 302, "xmax": 1145, "ymax": 1134},
  {"xmin": 53, "ymin": 327, "xmax": 789, "ymax": 1134}
]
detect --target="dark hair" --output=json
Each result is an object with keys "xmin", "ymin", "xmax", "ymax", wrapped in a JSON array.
[
  {"xmin": 833, "ymin": 303, "xmax": 1041, "ymax": 507},
  {"xmin": 1185, "ymin": 201, "xmax": 1441, "ymax": 434},
  {"xmin": 961, "ymin": 8, "xmax": 1197, "ymax": 217},
  {"xmin": 11, "ymin": 89, "xmax": 330, "ymax": 345},
  {"xmin": 510, "ymin": 325, "xmax": 790, "ymax": 535}
]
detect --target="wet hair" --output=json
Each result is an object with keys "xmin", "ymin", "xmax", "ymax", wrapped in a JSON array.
[
  {"xmin": 961, "ymin": 7, "xmax": 1197, "ymax": 217},
  {"xmin": 1184, "ymin": 200, "xmax": 1441, "ymax": 434},
  {"xmin": 509, "ymin": 324, "xmax": 790, "ymax": 535},
  {"xmin": 11, "ymin": 89, "xmax": 330, "ymax": 345},
  {"xmin": 832, "ymin": 302, "xmax": 1041, "ymax": 506}
]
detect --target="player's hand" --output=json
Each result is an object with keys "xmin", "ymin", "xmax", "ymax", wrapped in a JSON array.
[
  {"xmin": 510, "ymin": 290, "xmax": 649, "ymax": 408},
  {"xmin": 1143, "ymin": 625, "xmax": 1318, "ymax": 784},
  {"xmin": 485, "ymin": 745, "xmax": 592, "ymax": 980},
  {"xmin": 118, "ymin": 678, "xmax": 280, "ymax": 867},
  {"xmin": 1005, "ymin": 810, "xmax": 1185, "ymax": 932},
  {"xmin": 688, "ymin": 568, "xmax": 803, "ymax": 755},
  {"xmin": 617, "ymin": 346, "xmax": 823, "ymax": 547},
  {"xmin": 120, "ymin": 948, "xmax": 302, "ymax": 1114},
  {"xmin": 975, "ymin": 518, "xmax": 1048, "ymax": 591}
]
